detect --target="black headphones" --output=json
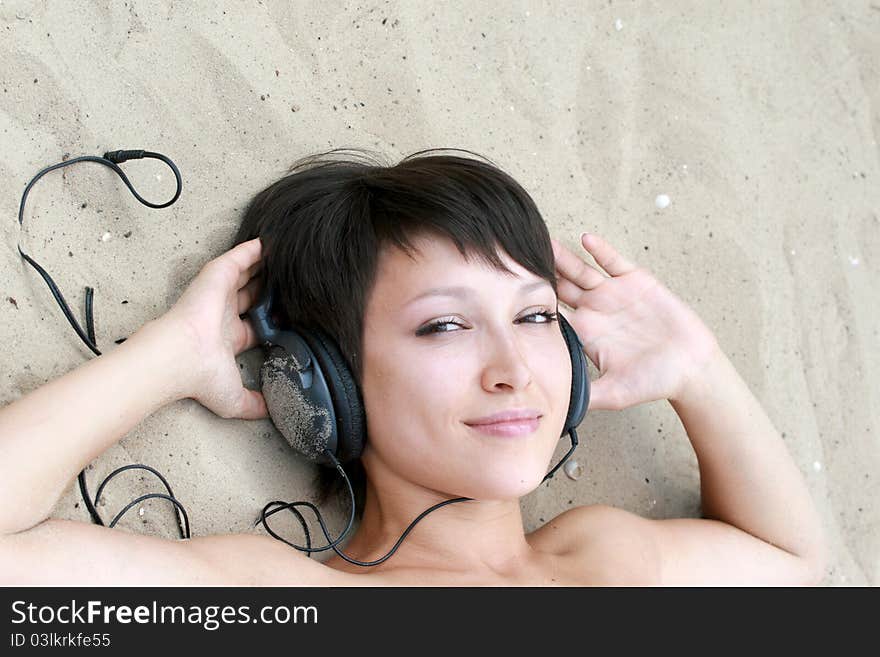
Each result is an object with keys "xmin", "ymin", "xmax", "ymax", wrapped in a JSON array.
[{"xmin": 16, "ymin": 146, "xmax": 591, "ymax": 568}]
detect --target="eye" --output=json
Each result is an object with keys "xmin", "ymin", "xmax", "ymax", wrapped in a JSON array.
[
  {"xmin": 415, "ymin": 316, "xmax": 465, "ymax": 336},
  {"xmin": 519, "ymin": 310, "xmax": 559, "ymax": 325},
  {"xmin": 415, "ymin": 310, "xmax": 558, "ymax": 336}
]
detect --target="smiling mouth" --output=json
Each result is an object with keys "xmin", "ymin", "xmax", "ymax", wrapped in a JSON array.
[{"xmin": 464, "ymin": 416, "xmax": 541, "ymax": 437}]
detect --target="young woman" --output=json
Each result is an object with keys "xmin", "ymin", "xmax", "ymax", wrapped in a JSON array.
[{"xmin": 0, "ymin": 149, "xmax": 827, "ymax": 585}]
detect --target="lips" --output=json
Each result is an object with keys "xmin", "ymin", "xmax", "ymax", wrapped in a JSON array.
[
  {"xmin": 464, "ymin": 408, "xmax": 543, "ymax": 438},
  {"xmin": 464, "ymin": 411, "xmax": 542, "ymax": 438},
  {"xmin": 464, "ymin": 408, "xmax": 542, "ymax": 426}
]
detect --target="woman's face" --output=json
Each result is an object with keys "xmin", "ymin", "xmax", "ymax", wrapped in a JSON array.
[{"xmin": 359, "ymin": 234, "xmax": 572, "ymax": 501}]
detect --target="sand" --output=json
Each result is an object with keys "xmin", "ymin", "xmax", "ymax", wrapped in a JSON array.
[{"xmin": 0, "ymin": 2, "xmax": 877, "ymax": 585}]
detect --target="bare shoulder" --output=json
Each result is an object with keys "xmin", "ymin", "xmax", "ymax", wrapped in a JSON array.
[
  {"xmin": 532, "ymin": 504, "xmax": 661, "ymax": 585},
  {"xmin": 537, "ymin": 504, "xmax": 822, "ymax": 586}
]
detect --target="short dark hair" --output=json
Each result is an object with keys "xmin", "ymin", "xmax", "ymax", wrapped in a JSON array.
[{"xmin": 233, "ymin": 147, "xmax": 559, "ymax": 517}]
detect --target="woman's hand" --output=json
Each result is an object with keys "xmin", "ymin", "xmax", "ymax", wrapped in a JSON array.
[
  {"xmin": 156, "ymin": 237, "xmax": 269, "ymax": 420},
  {"xmin": 551, "ymin": 233, "xmax": 721, "ymax": 411}
]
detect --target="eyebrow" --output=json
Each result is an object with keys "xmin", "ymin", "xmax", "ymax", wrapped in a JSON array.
[{"xmin": 404, "ymin": 280, "xmax": 553, "ymax": 307}]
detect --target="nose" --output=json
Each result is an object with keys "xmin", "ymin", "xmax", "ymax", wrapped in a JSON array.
[{"xmin": 479, "ymin": 328, "xmax": 533, "ymax": 392}]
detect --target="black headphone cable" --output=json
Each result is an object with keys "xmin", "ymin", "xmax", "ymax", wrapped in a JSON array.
[
  {"xmin": 17, "ymin": 149, "xmax": 582, "ymax": 567},
  {"xmin": 255, "ymin": 428, "xmax": 579, "ymax": 567},
  {"xmin": 16, "ymin": 149, "xmax": 190, "ymax": 538}
]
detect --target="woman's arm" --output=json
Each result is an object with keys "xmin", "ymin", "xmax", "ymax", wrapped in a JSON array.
[
  {"xmin": 0, "ymin": 238, "xmax": 325, "ymax": 585},
  {"xmin": 0, "ymin": 319, "xmax": 184, "ymax": 536},
  {"xmin": 670, "ymin": 346, "xmax": 828, "ymax": 567},
  {"xmin": 562, "ymin": 345, "xmax": 828, "ymax": 586},
  {"xmin": 642, "ymin": 344, "xmax": 829, "ymax": 584},
  {"xmin": 0, "ymin": 318, "xmax": 333, "ymax": 585},
  {"xmin": 552, "ymin": 233, "xmax": 828, "ymax": 584},
  {"xmin": 0, "ymin": 236, "xmax": 267, "ymax": 537}
]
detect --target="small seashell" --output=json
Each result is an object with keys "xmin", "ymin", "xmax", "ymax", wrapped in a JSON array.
[
  {"xmin": 138, "ymin": 506, "xmax": 145, "ymax": 516},
  {"xmin": 101, "ymin": 231, "xmax": 112, "ymax": 242},
  {"xmin": 614, "ymin": 18, "xmax": 624, "ymax": 31},
  {"xmin": 655, "ymin": 194, "xmax": 671, "ymax": 209},
  {"xmin": 563, "ymin": 460, "xmax": 583, "ymax": 481},
  {"xmin": 813, "ymin": 461, "xmax": 822, "ymax": 472}
]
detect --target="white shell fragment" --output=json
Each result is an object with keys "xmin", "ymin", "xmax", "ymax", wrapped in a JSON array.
[
  {"xmin": 655, "ymin": 194, "xmax": 671, "ymax": 209},
  {"xmin": 848, "ymin": 255, "xmax": 860, "ymax": 266},
  {"xmin": 813, "ymin": 461, "xmax": 823, "ymax": 472},
  {"xmin": 138, "ymin": 506, "xmax": 145, "ymax": 516},
  {"xmin": 614, "ymin": 18, "xmax": 624, "ymax": 31},
  {"xmin": 564, "ymin": 460, "xmax": 583, "ymax": 481},
  {"xmin": 101, "ymin": 231, "xmax": 112, "ymax": 242}
]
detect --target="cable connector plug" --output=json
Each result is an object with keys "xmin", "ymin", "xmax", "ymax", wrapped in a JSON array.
[{"xmin": 103, "ymin": 149, "xmax": 146, "ymax": 164}]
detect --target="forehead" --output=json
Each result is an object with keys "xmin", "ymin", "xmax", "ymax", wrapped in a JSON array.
[{"xmin": 369, "ymin": 235, "xmax": 542, "ymax": 307}]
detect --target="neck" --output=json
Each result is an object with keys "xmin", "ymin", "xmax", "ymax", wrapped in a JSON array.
[{"xmin": 332, "ymin": 451, "xmax": 537, "ymax": 577}]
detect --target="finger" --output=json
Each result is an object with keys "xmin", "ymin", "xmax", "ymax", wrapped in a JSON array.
[
  {"xmin": 237, "ymin": 260, "xmax": 263, "ymax": 288},
  {"xmin": 551, "ymin": 237, "xmax": 607, "ymax": 291},
  {"xmin": 237, "ymin": 274, "xmax": 263, "ymax": 315},
  {"xmin": 236, "ymin": 315, "xmax": 261, "ymax": 355},
  {"xmin": 556, "ymin": 276, "xmax": 589, "ymax": 310},
  {"xmin": 580, "ymin": 233, "xmax": 637, "ymax": 277},
  {"xmin": 236, "ymin": 257, "xmax": 264, "ymax": 290},
  {"xmin": 224, "ymin": 237, "xmax": 263, "ymax": 287},
  {"xmin": 236, "ymin": 387, "xmax": 269, "ymax": 420}
]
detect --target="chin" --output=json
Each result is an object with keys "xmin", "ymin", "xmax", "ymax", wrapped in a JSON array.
[
  {"xmin": 451, "ymin": 441, "xmax": 559, "ymax": 499},
  {"xmin": 455, "ymin": 465, "xmax": 548, "ymax": 501}
]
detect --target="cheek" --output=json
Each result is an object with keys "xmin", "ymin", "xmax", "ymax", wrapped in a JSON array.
[
  {"xmin": 360, "ymin": 350, "xmax": 460, "ymax": 444},
  {"xmin": 364, "ymin": 342, "xmax": 469, "ymax": 406}
]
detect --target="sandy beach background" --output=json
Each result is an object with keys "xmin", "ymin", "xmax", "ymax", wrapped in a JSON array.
[{"xmin": 1, "ymin": 1, "xmax": 877, "ymax": 585}]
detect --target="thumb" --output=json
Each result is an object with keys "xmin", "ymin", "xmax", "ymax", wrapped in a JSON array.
[{"xmin": 235, "ymin": 388, "xmax": 270, "ymax": 420}]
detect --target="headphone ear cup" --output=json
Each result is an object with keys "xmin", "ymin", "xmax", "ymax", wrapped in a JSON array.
[
  {"xmin": 558, "ymin": 312, "xmax": 590, "ymax": 434},
  {"xmin": 259, "ymin": 344, "xmax": 339, "ymax": 463},
  {"xmin": 297, "ymin": 326, "xmax": 366, "ymax": 464}
]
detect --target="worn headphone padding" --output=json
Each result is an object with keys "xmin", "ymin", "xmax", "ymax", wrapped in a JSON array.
[
  {"xmin": 260, "ymin": 344, "xmax": 335, "ymax": 462},
  {"xmin": 297, "ymin": 326, "xmax": 366, "ymax": 464}
]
